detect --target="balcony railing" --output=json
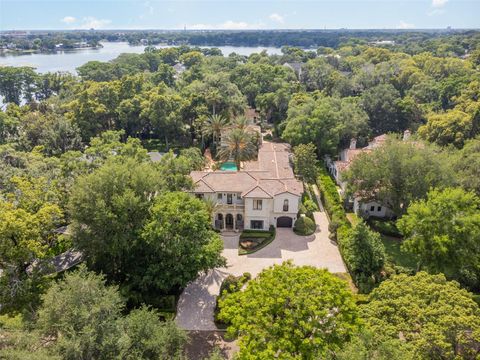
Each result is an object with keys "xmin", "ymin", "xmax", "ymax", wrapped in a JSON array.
[{"xmin": 217, "ymin": 203, "xmax": 245, "ymax": 211}]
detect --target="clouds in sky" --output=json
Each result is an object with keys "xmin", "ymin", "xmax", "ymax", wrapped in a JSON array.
[
  {"xmin": 269, "ymin": 13, "xmax": 285, "ymax": 24},
  {"xmin": 397, "ymin": 20, "xmax": 415, "ymax": 29},
  {"xmin": 187, "ymin": 20, "xmax": 265, "ymax": 30},
  {"xmin": 61, "ymin": 16, "xmax": 112, "ymax": 29},
  {"xmin": 80, "ymin": 17, "xmax": 112, "ymax": 29},
  {"xmin": 432, "ymin": 0, "xmax": 448, "ymax": 8},
  {"xmin": 429, "ymin": 0, "xmax": 448, "ymax": 16},
  {"xmin": 61, "ymin": 16, "xmax": 76, "ymax": 24}
]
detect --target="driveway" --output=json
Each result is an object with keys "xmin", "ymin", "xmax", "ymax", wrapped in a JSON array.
[{"xmin": 175, "ymin": 210, "xmax": 347, "ymax": 331}]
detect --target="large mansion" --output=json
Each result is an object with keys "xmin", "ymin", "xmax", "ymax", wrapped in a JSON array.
[{"xmin": 190, "ymin": 142, "xmax": 303, "ymax": 231}]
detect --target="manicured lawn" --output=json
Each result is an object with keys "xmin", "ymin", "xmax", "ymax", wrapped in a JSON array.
[{"xmin": 381, "ymin": 235, "xmax": 418, "ymax": 270}]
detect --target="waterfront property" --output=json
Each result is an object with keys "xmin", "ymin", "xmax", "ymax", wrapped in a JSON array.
[{"xmin": 190, "ymin": 142, "xmax": 303, "ymax": 231}]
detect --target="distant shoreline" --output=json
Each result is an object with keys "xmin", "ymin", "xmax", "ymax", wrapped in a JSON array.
[{"xmin": 0, "ymin": 45, "xmax": 103, "ymax": 57}]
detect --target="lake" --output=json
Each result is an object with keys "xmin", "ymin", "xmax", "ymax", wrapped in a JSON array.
[{"xmin": 0, "ymin": 42, "xmax": 284, "ymax": 74}]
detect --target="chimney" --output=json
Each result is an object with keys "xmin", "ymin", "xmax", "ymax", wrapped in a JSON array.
[
  {"xmin": 349, "ymin": 138, "xmax": 357, "ymax": 149},
  {"xmin": 403, "ymin": 130, "xmax": 411, "ymax": 141}
]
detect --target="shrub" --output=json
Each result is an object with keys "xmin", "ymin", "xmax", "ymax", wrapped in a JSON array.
[
  {"xmin": 294, "ymin": 216, "xmax": 316, "ymax": 236},
  {"xmin": 303, "ymin": 198, "xmax": 318, "ymax": 219},
  {"xmin": 215, "ymin": 273, "xmax": 251, "ymax": 325},
  {"xmin": 368, "ymin": 218, "xmax": 402, "ymax": 237}
]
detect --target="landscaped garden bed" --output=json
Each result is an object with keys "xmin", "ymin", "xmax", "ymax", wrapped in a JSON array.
[{"xmin": 239, "ymin": 227, "xmax": 276, "ymax": 255}]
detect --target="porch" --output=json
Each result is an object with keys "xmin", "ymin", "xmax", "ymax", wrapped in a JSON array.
[{"xmin": 214, "ymin": 212, "xmax": 244, "ymax": 231}]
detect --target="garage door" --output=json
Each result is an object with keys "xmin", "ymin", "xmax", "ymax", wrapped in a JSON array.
[{"xmin": 277, "ymin": 216, "xmax": 293, "ymax": 228}]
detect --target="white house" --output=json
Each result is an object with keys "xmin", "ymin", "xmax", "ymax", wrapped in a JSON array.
[
  {"xmin": 283, "ymin": 62, "xmax": 303, "ymax": 78},
  {"xmin": 190, "ymin": 142, "xmax": 303, "ymax": 231},
  {"xmin": 325, "ymin": 134, "xmax": 400, "ymax": 219}
]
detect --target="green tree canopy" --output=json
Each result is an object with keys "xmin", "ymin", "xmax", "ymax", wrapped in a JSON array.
[
  {"xmin": 341, "ymin": 222, "xmax": 386, "ymax": 292},
  {"xmin": 361, "ymin": 272, "xmax": 480, "ymax": 360},
  {"xmin": 35, "ymin": 265, "xmax": 187, "ymax": 360},
  {"xmin": 141, "ymin": 192, "xmax": 225, "ymax": 295},
  {"xmin": 282, "ymin": 93, "xmax": 369, "ymax": 155},
  {"xmin": 69, "ymin": 158, "xmax": 163, "ymax": 301},
  {"xmin": 218, "ymin": 262, "xmax": 360, "ymax": 359},
  {"xmin": 398, "ymin": 187, "xmax": 480, "ymax": 289},
  {"xmin": 292, "ymin": 143, "xmax": 319, "ymax": 183}
]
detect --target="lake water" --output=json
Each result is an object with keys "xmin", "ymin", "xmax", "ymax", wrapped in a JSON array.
[{"xmin": 0, "ymin": 42, "xmax": 284, "ymax": 74}]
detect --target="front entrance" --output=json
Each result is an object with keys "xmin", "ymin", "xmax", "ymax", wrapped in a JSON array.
[
  {"xmin": 225, "ymin": 213, "xmax": 234, "ymax": 230},
  {"xmin": 277, "ymin": 216, "xmax": 293, "ymax": 228}
]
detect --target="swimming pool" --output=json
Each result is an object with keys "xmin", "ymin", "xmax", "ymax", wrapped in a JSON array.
[{"xmin": 220, "ymin": 161, "xmax": 238, "ymax": 171}]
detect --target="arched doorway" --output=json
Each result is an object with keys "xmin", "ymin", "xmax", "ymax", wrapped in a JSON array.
[
  {"xmin": 277, "ymin": 216, "xmax": 293, "ymax": 228},
  {"xmin": 225, "ymin": 214, "xmax": 234, "ymax": 230}
]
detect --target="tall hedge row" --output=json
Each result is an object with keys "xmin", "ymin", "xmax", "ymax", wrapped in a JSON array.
[{"xmin": 317, "ymin": 167, "xmax": 377, "ymax": 292}]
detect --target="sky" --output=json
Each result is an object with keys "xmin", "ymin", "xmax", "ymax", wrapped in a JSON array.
[{"xmin": 1, "ymin": 0, "xmax": 479, "ymax": 31}]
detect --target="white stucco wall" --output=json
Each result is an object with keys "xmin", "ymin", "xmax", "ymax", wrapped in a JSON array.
[
  {"xmin": 244, "ymin": 197, "xmax": 273, "ymax": 230},
  {"xmin": 354, "ymin": 198, "xmax": 393, "ymax": 218}
]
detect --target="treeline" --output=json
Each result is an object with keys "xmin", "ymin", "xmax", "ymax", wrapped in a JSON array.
[{"xmin": 2, "ymin": 29, "xmax": 480, "ymax": 56}]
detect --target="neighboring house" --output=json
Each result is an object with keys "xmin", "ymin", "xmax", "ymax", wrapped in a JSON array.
[
  {"xmin": 283, "ymin": 62, "xmax": 303, "ymax": 78},
  {"xmin": 147, "ymin": 151, "xmax": 168, "ymax": 163},
  {"xmin": 324, "ymin": 133, "xmax": 412, "ymax": 219},
  {"xmin": 173, "ymin": 63, "xmax": 186, "ymax": 78},
  {"xmin": 245, "ymin": 107, "xmax": 260, "ymax": 124},
  {"xmin": 190, "ymin": 142, "xmax": 303, "ymax": 231}
]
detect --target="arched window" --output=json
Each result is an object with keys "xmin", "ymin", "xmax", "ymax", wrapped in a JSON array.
[{"xmin": 283, "ymin": 199, "xmax": 289, "ymax": 212}]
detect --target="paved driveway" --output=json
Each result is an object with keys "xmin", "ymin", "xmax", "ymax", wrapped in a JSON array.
[{"xmin": 175, "ymin": 210, "xmax": 347, "ymax": 330}]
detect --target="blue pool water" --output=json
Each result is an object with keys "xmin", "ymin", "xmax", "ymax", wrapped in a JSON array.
[{"xmin": 220, "ymin": 162, "xmax": 238, "ymax": 171}]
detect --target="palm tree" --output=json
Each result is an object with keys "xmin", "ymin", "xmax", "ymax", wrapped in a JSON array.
[
  {"xmin": 202, "ymin": 114, "xmax": 229, "ymax": 150},
  {"xmin": 202, "ymin": 196, "xmax": 220, "ymax": 222},
  {"xmin": 232, "ymin": 116, "xmax": 249, "ymax": 131},
  {"xmin": 217, "ymin": 128, "xmax": 257, "ymax": 170}
]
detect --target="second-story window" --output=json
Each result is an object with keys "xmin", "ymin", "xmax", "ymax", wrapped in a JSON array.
[
  {"xmin": 253, "ymin": 199, "xmax": 262, "ymax": 210},
  {"xmin": 283, "ymin": 199, "xmax": 289, "ymax": 212},
  {"xmin": 227, "ymin": 194, "xmax": 233, "ymax": 204}
]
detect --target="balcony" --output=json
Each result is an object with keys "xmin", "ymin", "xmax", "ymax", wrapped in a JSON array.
[{"xmin": 217, "ymin": 202, "xmax": 245, "ymax": 211}]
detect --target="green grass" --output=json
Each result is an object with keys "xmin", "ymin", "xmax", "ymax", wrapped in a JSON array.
[
  {"xmin": 380, "ymin": 235, "xmax": 418, "ymax": 270},
  {"xmin": 346, "ymin": 212, "xmax": 361, "ymax": 226}
]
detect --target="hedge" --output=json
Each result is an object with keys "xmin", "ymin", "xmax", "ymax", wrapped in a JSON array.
[
  {"xmin": 316, "ymin": 167, "xmax": 351, "ymax": 237},
  {"xmin": 317, "ymin": 166, "xmax": 376, "ymax": 292},
  {"xmin": 317, "ymin": 166, "xmax": 395, "ymax": 294},
  {"xmin": 368, "ymin": 218, "xmax": 402, "ymax": 238},
  {"xmin": 294, "ymin": 216, "xmax": 316, "ymax": 236}
]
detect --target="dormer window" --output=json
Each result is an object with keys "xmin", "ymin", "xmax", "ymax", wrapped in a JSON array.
[{"xmin": 283, "ymin": 199, "xmax": 289, "ymax": 212}]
